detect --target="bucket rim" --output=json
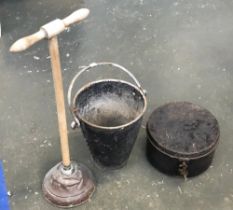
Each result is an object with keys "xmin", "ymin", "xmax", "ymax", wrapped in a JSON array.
[{"xmin": 72, "ymin": 79, "xmax": 147, "ymax": 130}]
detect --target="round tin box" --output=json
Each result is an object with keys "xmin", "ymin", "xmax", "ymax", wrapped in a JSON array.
[{"xmin": 146, "ymin": 102, "xmax": 220, "ymax": 177}]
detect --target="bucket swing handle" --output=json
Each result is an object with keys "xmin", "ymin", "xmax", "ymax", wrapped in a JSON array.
[{"xmin": 67, "ymin": 62, "xmax": 147, "ymax": 129}]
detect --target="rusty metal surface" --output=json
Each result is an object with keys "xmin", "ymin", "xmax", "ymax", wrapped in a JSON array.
[
  {"xmin": 147, "ymin": 102, "xmax": 220, "ymax": 158},
  {"xmin": 75, "ymin": 80, "xmax": 146, "ymax": 168},
  {"xmin": 146, "ymin": 102, "xmax": 220, "ymax": 177},
  {"xmin": 42, "ymin": 162, "xmax": 95, "ymax": 208}
]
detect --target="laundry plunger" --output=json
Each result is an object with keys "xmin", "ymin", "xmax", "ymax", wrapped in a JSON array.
[{"xmin": 10, "ymin": 9, "xmax": 95, "ymax": 208}]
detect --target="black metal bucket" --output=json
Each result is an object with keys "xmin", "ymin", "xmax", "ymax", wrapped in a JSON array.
[{"xmin": 68, "ymin": 62, "xmax": 147, "ymax": 169}]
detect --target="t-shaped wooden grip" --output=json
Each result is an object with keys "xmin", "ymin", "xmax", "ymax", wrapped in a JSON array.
[{"xmin": 10, "ymin": 8, "xmax": 90, "ymax": 52}]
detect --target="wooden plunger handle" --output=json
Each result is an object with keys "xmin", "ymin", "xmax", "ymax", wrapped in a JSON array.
[
  {"xmin": 9, "ymin": 9, "xmax": 90, "ymax": 167},
  {"xmin": 49, "ymin": 36, "xmax": 71, "ymax": 167},
  {"xmin": 10, "ymin": 8, "xmax": 89, "ymax": 52}
]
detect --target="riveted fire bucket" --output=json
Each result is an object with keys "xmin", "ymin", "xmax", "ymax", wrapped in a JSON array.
[{"xmin": 68, "ymin": 62, "xmax": 147, "ymax": 169}]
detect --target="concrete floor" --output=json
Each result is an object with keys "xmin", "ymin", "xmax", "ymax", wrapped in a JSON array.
[{"xmin": 1, "ymin": 0, "xmax": 233, "ymax": 209}]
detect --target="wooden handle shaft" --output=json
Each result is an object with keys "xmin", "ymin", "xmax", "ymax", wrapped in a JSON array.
[
  {"xmin": 10, "ymin": 8, "xmax": 89, "ymax": 53},
  {"xmin": 49, "ymin": 36, "xmax": 70, "ymax": 167}
]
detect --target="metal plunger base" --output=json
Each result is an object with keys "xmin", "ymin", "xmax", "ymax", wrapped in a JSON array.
[{"xmin": 42, "ymin": 161, "xmax": 95, "ymax": 208}]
